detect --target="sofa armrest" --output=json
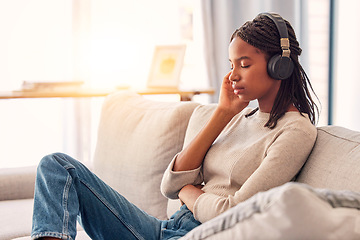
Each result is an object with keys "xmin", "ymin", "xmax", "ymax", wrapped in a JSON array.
[{"xmin": 0, "ymin": 166, "xmax": 36, "ymax": 201}]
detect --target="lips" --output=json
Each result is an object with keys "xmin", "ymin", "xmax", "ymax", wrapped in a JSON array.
[{"xmin": 232, "ymin": 82, "xmax": 245, "ymax": 95}]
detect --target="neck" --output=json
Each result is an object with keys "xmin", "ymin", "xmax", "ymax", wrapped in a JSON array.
[
  {"xmin": 259, "ymin": 103, "xmax": 299, "ymax": 113},
  {"xmin": 258, "ymin": 100, "xmax": 275, "ymax": 113}
]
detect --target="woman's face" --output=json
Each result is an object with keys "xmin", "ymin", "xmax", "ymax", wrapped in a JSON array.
[{"xmin": 228, "ymin": 37, "xmax": 281, "ymax": 112}]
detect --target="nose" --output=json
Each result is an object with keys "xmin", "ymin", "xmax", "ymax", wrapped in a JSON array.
[{"xmin": 229, "ymin": 69, "xmax": 240, "ymax": 83}]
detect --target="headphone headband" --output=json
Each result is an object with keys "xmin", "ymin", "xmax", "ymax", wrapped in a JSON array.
[
  {"xmin": 257, "ymin": 12, "xmax": 294, "ymax": 80},
  {"xmin": 259, "ymin": 12, "xmax": 291, "ymax": 58},
  {"xmin": 260, "ymin": 13, "xmax": 288, "ymax": 38}
]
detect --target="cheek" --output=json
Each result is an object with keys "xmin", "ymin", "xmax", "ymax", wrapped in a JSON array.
[
  {"xmin": 255, "ymin": 64, "xmax": 270, "ymax": 79},
  {"xmin": 247, "ymin": 68, "xmax": 269, "ymax": 85},
  {"xmin": 253, "ymin": 59, "xmax": 270, "ymax": 78},
  {"xmin": 247, "ymin": 69, "xmax": 275, "ymax": 93}
]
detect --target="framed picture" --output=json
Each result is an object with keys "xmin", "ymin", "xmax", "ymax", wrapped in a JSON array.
[{"xmin": 147, "ymin": 45, "xmax": 186, "ymax": 89}]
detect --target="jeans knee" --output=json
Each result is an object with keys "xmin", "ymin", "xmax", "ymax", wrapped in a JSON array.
[
  {"xmin": 38, "ymin": 152, "xmax": 72, "ymax": 171},
  {"xmin": 39, "ymin": 152, "xmax": 60, "ymax": 164}
]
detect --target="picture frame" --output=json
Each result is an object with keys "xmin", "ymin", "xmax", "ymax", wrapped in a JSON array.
[{"xmin": 147, "ymin": 45, "xmax": 186, "ymax": 89}]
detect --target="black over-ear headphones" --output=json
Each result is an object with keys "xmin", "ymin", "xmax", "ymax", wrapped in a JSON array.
[{"xmin": 260, "ymin": 12, "xmax": 294, "ymax": 80}]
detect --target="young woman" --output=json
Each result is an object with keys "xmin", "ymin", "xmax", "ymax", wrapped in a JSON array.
[{"xmin": 32, "ymin": 13, "xmax": 319, "ymax": 240}]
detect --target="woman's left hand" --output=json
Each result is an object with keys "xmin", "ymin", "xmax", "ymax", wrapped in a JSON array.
[{"xmin": 178, "ymin": 185, "xmax": 205, "ymax": 212}]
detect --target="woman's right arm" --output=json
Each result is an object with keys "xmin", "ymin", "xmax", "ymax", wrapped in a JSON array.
[
  {"xmin": 173, "ymin": 108, "xmax": 234, "ymax": 212},
  {"xmin": 173, "ymin": 71, "xmax": 249, "ymax": 212},
  {"xmin": 173, "ymin": 71, "xmax": 249, "ymax": 172},
  {"xmin": 172, "ymin": 107, "xmax": 235, "ymax": 171},
  {"xmin": 161, "ymin": 71, "xmax": 249, "ymax": 201}
]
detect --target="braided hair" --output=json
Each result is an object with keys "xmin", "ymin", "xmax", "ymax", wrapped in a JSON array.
[{"xmin": 231, "ymin": 14, "xmax": 319, "ymax": 128}]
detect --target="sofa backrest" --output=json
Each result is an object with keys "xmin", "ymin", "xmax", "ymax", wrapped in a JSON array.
[
  {"xmin": 93, "ymin": 91, "xmax": 200, "ymax": 220},
  {"xmin": 179, "ymin": 104, "xmax": 360, "ymax": 194},
  {"xmin": 296, "ymin": 126, "xmax": 360, "ymax": 192}
]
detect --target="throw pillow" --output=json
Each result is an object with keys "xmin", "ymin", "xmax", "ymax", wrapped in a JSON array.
[
  {"xmin": 182, "ymin": 182, "xmax": 360, "ymax": 240},
  {"xmin": 93, "ymin": 91, "xmax": 200, "ymax": 220}
]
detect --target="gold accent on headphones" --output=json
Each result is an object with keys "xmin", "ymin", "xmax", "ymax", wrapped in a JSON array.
[{"xmin": 280, "ymin": 38, "xmax": 291, "ymax": 58}]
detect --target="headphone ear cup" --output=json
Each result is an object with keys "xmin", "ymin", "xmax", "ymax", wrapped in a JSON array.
[{"xmin": 267, "ymin": 54, "xmax": 294, "ymax": 80}]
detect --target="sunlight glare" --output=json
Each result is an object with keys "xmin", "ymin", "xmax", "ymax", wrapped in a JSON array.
[{"xmin": 89, "ymin": 37, "xmax": 148, "ymax": 89}]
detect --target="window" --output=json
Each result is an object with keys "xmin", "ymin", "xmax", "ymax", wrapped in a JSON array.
[
  {"xmin": 331, "ymin": 0, "xmax": 360, "ymax": 131},
  {"xmin": 306, "ymin": 0, "xmax": 330, "ymax": 126},
  {"xmin": 0, "ymin": 0, "xmax": 206, "ymax": 168},
  {"xmin": 0, "ymin": 0, "xmax": 73, "ymax": 168}
]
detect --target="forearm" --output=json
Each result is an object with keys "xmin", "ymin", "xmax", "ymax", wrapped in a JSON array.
[
  {"xmin": 173, "ymin": 71, "xmax": 249, "ymax": 172},
  {"xmin": 173, "ymin": 107, "xmax": 235, "ymax": 171},
  {"xmin": 178, "ymin": 184, "xmax": 205, "ymax": 212}
]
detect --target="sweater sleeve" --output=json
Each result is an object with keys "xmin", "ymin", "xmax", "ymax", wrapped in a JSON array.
[
  {"xmin": 193, "ymin": 124, "xmax": 317, "ymax": 223},
  {"xmin": 160, "ymin": 153, "xmax": 204, "ymax": 199}
]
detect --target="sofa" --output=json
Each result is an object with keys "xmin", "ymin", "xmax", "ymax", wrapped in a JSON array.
[{"xmin": 1, "ymin": 90, "xmax": 359, "ymax": 239}]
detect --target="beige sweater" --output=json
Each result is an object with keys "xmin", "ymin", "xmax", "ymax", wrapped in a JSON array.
[{"xmin": 161, "ymin": 107, "xmax": 317, "ymax": 223}]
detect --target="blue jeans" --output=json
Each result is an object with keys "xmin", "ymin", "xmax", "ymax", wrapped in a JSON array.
[{"xmin": 31, "ymin": 153, "xmax": 201, "ymax": 240}]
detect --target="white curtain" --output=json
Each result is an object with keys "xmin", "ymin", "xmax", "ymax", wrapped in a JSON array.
[
  {"xmin": 333, "ymin": 0, "xmax": 360, "ymax": 131},
  {"xmin": 200, "ymin": 0, "xmax": 304, "ymax": 102}
]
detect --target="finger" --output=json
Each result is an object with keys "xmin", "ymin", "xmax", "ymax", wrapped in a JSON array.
[
  {"xmin": 223, "ymin": 71, "xmax": 232, "ymax": 83},
  {"xmin": 225, "ymin": 71, "xmax": 232, "ymax": 78},
  {"xmin": 226, "ymin": 71, "xmax": 232, "ymax": 80}
]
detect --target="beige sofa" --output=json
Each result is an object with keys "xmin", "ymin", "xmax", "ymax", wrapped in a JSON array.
[{"xmin": 1, "ymin": 90, "xmax": 359, "ymax": 239}]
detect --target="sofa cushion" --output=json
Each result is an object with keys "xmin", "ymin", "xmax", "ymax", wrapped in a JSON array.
[
  {"xmin": 0, "ymin": 166, "xmax": 36, "ymax": 201},
  {"xmin": 12, "ymin": 230, "xmax": 90, "ymax": 240},
  {"xmin": 0, "ymin": 199, "xmax": 33, "ymax": 239},
  {"xmin": 93, "ymin": 91, "xmax": 200, "ymax": 220},
  {"xmin": 0, "ymin": 198, "xmax": 89, "ymax": 240},
  {"xmin": 182, "ymin": 182, "xmax": 360, "ymax": 240},
  {"xmin": 297, "ymin": 126, "xmax": 360, "ymax": 192}
]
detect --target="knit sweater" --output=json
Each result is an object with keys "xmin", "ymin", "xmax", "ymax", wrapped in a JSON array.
[{"xmin": 160, "ymin": 106, "xmax": 317, "ymax": 223}]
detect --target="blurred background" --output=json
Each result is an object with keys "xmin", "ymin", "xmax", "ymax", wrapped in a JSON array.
[{"xmin": 0, "ymin": 0, "xmax": 357, "ymax": 168}]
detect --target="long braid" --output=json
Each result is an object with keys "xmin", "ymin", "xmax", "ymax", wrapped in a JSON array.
[{"xmin": 231, "ymin": 14, "xmax": 319, "ymax": 128}]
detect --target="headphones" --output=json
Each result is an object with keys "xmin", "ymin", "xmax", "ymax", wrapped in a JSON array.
[{"xmin": 259, "ymin": 12, "xmax": 294, "ymax": 80}]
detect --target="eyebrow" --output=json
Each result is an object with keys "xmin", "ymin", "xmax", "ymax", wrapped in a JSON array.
[{"xmin": 228, "ymin": 56, "xmax": 250, "ymax": 63}]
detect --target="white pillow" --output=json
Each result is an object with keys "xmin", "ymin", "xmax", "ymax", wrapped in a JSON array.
[
  {"xmin": 182, "ymin": 182, "xmax": 360, "ymax": 240},
  {"xmin": 93, "ymin": 91, "xmax": 200, "ymax": 220}
]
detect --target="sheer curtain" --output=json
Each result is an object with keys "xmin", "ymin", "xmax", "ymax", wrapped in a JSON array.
[
  {"xmin": 332, "ymin": 0, "xmax": 360, "ymax": 131},
  {"xmin": 0, "ymin": 0, "xmax": 74, "ymax": 168},
  {"xmin": 199, "ymin": 0, "xmax": 303, "ymax": 103}
]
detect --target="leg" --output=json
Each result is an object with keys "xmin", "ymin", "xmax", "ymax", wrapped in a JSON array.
[{"xmin": 32, "ymin": 153, "xmax": 162, "ymax": 240}]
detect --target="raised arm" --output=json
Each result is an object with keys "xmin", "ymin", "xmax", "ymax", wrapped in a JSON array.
[
  {"xmin": 173, "ymin": 71, "xmax": 248, "ymax": 172},
  {"xmin": 172, "ymin": 107, "xmax": 235, "ymax": 171},
  {"xmin": 175, "ymin": 72, "xmax": 249, "ymax": 212},
  {"xmin": 175, "ymin": 107, "xmax": 235, "ymax": 211}
]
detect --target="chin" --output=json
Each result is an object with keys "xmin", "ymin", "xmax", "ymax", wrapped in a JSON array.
[{"xmin": 236, "ymin": 94, "xmax": 253, "ymax": 102}]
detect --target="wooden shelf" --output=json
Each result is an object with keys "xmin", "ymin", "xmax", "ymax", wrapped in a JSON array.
[{"xmin": 0, "ymin": 88, "xmax": 215, "ymax": 101}]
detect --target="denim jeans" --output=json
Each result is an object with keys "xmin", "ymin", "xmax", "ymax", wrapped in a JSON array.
[{"xmin": 31, "ymin": 153, "xmax": 201, "ymax": 240}]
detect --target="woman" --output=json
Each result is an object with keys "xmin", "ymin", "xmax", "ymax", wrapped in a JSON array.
[{"xmin": 32, "ymin": 13, "xmax": 319, "ymax": 240}]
